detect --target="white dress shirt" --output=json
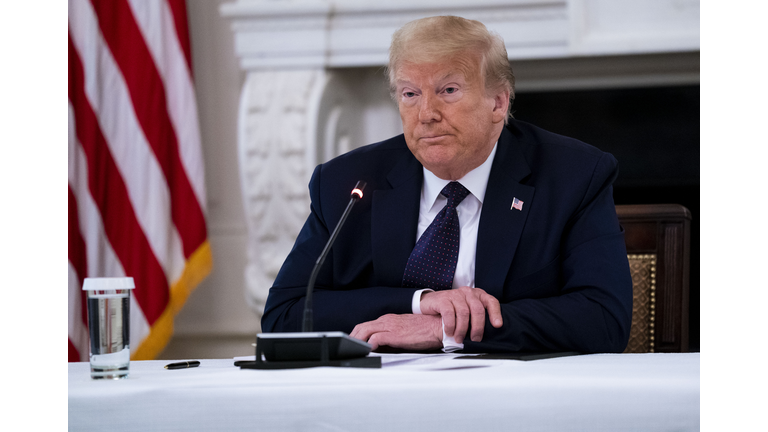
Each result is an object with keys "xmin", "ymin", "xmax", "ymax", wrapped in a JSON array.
[{"xmin": 410, "ymin": 143, "xmax": 497, "ymax": 352}]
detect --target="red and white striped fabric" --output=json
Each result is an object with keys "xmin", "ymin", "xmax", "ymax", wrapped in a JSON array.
[{"xmin": 68, "ymin": 0, "xmax": 211, "ymax": 361}]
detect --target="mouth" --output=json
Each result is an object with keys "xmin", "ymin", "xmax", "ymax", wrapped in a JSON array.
[{"xmin": 419, "ymin": 134, "xmax": 449, "ymax": 142}]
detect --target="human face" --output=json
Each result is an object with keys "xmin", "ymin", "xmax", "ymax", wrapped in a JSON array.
[{"xmin": 395, "ymin": 57, "xmax": 509, "ymax": 180}]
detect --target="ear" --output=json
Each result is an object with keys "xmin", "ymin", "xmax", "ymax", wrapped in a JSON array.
[{"xmin": 491, "ymin": 89, "xmax": 511, "ymax": 124}]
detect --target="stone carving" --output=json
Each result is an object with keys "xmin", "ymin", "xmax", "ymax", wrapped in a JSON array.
[
  {"xmin": 237, "ymin": 69, "xmax": 327, "ymax": 320},
  {"xmin": 238, "ymin": 67, "xmax": 401, "ymax": 322}
]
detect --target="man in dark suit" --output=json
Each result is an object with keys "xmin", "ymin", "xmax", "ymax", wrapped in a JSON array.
[{"xmin": 261, "ymin": 16, "xmax": 633, "ymax": 353}]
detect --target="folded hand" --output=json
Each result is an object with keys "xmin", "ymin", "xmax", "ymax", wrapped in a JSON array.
[
  {"xmin": 419, "ymin": 286, "xmax": 503, "ymax": 342},
  {"xmin": 350, "ymin": 314, "xmax": 443, "ymax": 351}
]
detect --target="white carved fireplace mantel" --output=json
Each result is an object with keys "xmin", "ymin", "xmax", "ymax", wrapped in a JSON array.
[{"xmin": 219, "ymin": 0, "xmax": 700, "ymax": 319}]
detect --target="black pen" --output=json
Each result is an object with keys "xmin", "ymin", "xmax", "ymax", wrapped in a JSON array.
[{"xmin": 164, "ymin": 360, "xmax": 200, "ymax": 370}]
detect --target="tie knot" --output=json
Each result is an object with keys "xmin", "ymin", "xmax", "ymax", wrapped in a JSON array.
[{"xmin": 441, "ymin": 181, "xmax": 470, "ymax": 208}]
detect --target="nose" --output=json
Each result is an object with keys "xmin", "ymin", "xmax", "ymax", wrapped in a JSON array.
[{"xmin": 418, "ymin": 93, "xmax": 441, "ymax": 123}]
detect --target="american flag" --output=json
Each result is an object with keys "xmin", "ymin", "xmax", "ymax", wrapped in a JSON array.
[
  {"xmin": 68, "ymin": 0, "xmax": 211, "ymax": 361},
  {"xmin": 511, "ymin": 197, "xmax": 524, "ymax": 211}
]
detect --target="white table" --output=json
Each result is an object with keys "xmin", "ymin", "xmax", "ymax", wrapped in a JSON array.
[{"xmin": 68, "ymin": 352, "xmax": 699, "ymax": 431}]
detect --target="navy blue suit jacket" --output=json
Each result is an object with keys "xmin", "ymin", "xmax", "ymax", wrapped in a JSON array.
[{"xmin": 262, "ymin": 120, "xmax": 633, "ymax": 353}]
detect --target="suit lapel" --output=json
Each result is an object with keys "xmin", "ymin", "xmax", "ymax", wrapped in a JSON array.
[
  {"xmin": 475, "ymin": 127, "xmax": 534, "ymax": 298},
  {"xmin": 371, "ymin": 152, "xmax": 423, "ymax": 287}
]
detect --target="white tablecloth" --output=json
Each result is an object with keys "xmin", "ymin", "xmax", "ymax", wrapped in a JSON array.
[{"xmin": 68, "ymin": 353, "xmax": 699, "ymax": 431}]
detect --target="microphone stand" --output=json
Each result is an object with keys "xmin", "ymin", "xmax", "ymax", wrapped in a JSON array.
[
  {"xmin": 303, "ymin": 183, "xmax": 363, "ymax": 332},
  {"xmin": 240, "ymin": 181, "xmax": 381, "ymax": 369}
]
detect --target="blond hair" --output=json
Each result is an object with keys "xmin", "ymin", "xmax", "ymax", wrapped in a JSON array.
[{"xmin": 387, "ymin": 16, "xmax": 515, "ymax": 111}]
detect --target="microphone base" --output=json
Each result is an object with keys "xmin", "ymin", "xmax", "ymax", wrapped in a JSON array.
[
  {"xmin": 239, "ymin": 331, "xmax": 382, "ymax": 369},
  {"xmin": 239, "ymin": 356, "xmax": 381, "ymax": 370}
]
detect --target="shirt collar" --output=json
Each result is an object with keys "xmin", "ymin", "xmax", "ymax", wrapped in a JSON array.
[{"xmin": 421, "ymin": 142, "xmax": 498, "ymax": 208}]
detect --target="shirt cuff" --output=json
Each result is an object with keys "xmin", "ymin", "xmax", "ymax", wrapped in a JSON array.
[
  {"xmin": 411, "ymin": 289, "xmax": 434, "ymax": 314},
  {"xmin": 441, "ymin": 320, "xmax": 464, "ymax": 352}
]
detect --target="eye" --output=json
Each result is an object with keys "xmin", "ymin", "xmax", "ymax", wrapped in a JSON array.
[
  {"xmin": 444, "ymin": 87, "xmax": 458, "ymax": 94},
  {"xmin": 404, "ymin": 91, "xmax": 416, "ymax": 98}
]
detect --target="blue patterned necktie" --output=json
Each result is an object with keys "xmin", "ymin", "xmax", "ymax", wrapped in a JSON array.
[{"xmin": 402, "ymin": 181, "xmax": 471, "ymax": 290}]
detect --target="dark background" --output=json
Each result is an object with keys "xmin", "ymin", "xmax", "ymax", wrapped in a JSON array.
[{"xmin": 512, "ymin": 85, "xmax": 700, "ymax": 352}]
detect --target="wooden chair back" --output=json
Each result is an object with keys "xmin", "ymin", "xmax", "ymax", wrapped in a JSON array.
[{"xmin": 617, "ymin": 204, "xmax": 691, "ymax": 353}]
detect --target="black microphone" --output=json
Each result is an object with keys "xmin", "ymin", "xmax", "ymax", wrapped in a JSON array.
[
  {"xmin": 240, "ymin": 181, "xmax": 381, "ymax": 369},
  {"xmin": 303, "ymin": 180, "xmax": 366, "ymax": 332}
]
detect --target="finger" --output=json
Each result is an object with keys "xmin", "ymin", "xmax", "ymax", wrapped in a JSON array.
[
  {"xmin": 440, "ymin": 302, "xmax": 457, "ymax": 340},
  {"xmin": 481, "ymin": 294, "xmax": 503, "ymax": 328},
  {"xmin": 368, "ymin": 331, "xmax": 395, "ymax": 351},
  {"xmin": 468, "ymin": 297, "xmax": 487, "ymax": 342},
  {"xmin": 367, "ymin": 332, "xmax": 382, "ymax": 351},
  {"xmin": 350, "ymin": 319, "xmax": 384, "ymax": 342},
  {"xmin": 350, "ymin": 324, "xmax": 361, "ymax": 339},
  {"xmin": 451, "ymin": 298, "xmax": 471, "ymax": 342},
  {"xmin": 350, "ymin": 323, "xmax": 371, "ymax": 342},
  {"xmin": 463, "ymin": 289, "xmax": 489, "ymax": 340}
]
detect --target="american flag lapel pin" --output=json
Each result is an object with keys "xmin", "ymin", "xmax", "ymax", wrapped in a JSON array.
[{"xmin": 511, "ymin": 197, "xmax": 524, "ymax": 211}]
